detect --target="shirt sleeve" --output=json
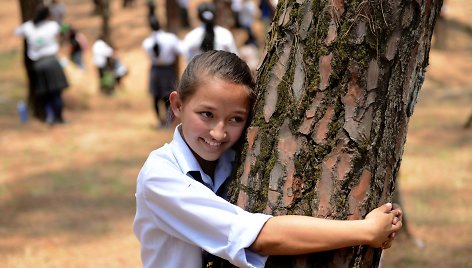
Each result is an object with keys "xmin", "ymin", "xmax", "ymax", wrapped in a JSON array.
[
  {"xmin": 139, "ymin": 161, "xmax": 271, "ymax": 267},
  {"xmin": 181, "ymin": 28, "xmax": 203, "ymax": 62},
  {"xmin": 172, "ymin": 35, "xmax": 183, "ymax": 55},
  {"xmin": 50, "ymin": 21, "xmax": 61, "ymax": 35}
]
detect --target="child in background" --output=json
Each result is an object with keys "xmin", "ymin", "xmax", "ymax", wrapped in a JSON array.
[
  {"xmin": 142, "ymin": 16, "xmax": 182, "ymax": 128},
  {"xmin": 181, "ymin": 2, "xmax": 238, "ymax": 63},
  {"xmin": 239, "ymin": 0, "xmax": 258, "ymax": 46},
  {"xmin": 68, "ymin": 27, "xmax": 87, "ymax": 69},
  {"xmin": 16, "ymin": 5, "xmax": 69, "ymax": 125},
  {"xmin": 133, "ymin": 50, "xmax": 402, "ymax": 268},
  {"xmin": 92, "ymin": 35, "xmax": 114, "ymax": 93},
  {"xmin": 92, "ymin": 36, "xmax": 127, "ymax": 94}
]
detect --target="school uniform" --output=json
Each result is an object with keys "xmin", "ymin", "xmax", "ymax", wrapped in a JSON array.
[
  {"xmin": 133, "ymin": 126, "xmax": 272, "ymax": 268},
  {"xmin": 181, "ymin": 25, "xmax": 239, "ymax": 63},
  {"xmin": 16, "ymin": 20, "xmax": 68, "ymax": 93},
  {"xmin": 142, "ymin": 30, "xmax": 181, "ymax": 99},
  {"xmin": 92, "ymin": 39, "xmax": 115, "ymax": 92},
  {"xmin": 16, "ymin": 20, "xmax": 68, "ymax": 123},
  {"xmin": 92, "ymin": 39, "xmax": 113, "ymax": 69}
]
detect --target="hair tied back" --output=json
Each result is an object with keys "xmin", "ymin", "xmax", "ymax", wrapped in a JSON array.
[{"xmin": 201, "ymin": 11, "xmax": 214, "ymax": 21}]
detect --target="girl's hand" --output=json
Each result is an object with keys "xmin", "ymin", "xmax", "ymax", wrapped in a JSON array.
[{"xmin": 364, "ymin": 203, "xmax": 403, "ymax": 249}]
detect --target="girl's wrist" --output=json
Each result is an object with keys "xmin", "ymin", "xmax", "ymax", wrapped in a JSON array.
[{"xmin": 356, "ymin": 219, "xmax": 375, "ymax": 246}]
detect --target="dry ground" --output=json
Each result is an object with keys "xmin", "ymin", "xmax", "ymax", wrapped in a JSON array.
[{"xmin": 0, "ymin": 0, "xmax": 471, "ymax": 267}]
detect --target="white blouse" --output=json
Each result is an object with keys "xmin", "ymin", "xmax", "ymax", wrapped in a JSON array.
[
  {"xmin": 16, "ymin": 20, "xmax": 60, "ymax": 61},
  {"xmin": 142, "ymin": 30, "xmax": 182, "ymax": 66},
  {"xmin": 181, "ymin": 25, "xmax": 239, "ymax": 63},
  {"xmin": 92, "ymin": 39, "xmax": 113, "ymax": 68},
  {"xmin": 133, "ymin": 126, "xmax": 271, "ymax": 268}
]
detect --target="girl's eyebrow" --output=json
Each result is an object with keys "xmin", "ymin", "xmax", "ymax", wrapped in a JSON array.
[
  {"xmin": 195, "ymin": 104, "xmax": 248, "ymax": 115},
  {"xmin": 195, "ymin": 104, "xmax": 216, "ymax": 110},
  {"xmin": 233, "ymin": 109, "xmax": 249, "ymax": 115}
]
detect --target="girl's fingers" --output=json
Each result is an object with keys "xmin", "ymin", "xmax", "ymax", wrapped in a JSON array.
[
  {"xmin": 392, "ymin": 216, "xmax": 399, "ymax": 224},
  {"xmin": 392, "ymin": 204, "xmax": 403, "ymax": 219}
]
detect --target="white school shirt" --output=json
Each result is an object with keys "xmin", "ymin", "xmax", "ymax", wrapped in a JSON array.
[
  {"xmin": 92, "ymin": 39, "xmax": 113, "ymax": 68},
  {"xmin": 142, "ymin": 30, "xmax": 181, "ymax": 66},
  {"xmin": 15, "ymin": 20, "xmax": 60, "ymax": 61},
  {"xmin": 181, "ymin": 25, "xmax": 239, "ymax": 63},
  {"xmin": 133, "ymin": 126, "xmax": 271, "ymax": 268}
]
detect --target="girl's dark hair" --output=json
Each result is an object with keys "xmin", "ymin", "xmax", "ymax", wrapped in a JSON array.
[
  {"xmin": 177, "ymin": 50, "xmax": 255, "ymax": 104},
  {"xmin": 33, "ymin": 6, "xmax": 50, "ymax": 26},
  {"xmin": 149, "ymin": 15, "xmax": 160, "ymax": 31},
  {"xmin": 69, "ymin": 27, "xmax": 77, "ymax": 38},
  {"xmin": 197, "ymin": 3, "xmax": 216, "ymax": 52},
  {"xmin": 149, "ymin": 16, "xmax": 161, "ymax": 57}
]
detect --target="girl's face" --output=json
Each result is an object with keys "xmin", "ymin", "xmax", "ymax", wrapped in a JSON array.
[{"xmin": 171, "ymin": 77, "xmax": 251, "ymax": 162}]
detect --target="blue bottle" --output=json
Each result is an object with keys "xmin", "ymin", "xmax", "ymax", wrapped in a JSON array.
[{"xmin": 17, "ymin": 101, "xmax": 28, "ymax": 124}]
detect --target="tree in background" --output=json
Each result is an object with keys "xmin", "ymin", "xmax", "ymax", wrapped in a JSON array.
[
  {"xmin": 228, "ymin": 0, "xmax": 443, "ymax": 267},
  {"xmin": 98, "ymin": 0, "xmax": 111, "ymax": 44},
  {"xmin": 165, "ymin": 0, "xmax": 180, "ymax": 33}
]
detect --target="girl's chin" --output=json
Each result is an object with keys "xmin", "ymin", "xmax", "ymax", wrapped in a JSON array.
[{"xmin": 198, "ymin": 152, "xmax": 221, "ymax": 162}]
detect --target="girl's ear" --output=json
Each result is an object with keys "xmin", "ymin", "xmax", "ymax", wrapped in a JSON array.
[{"xmin": 169, "ymin": 91, "xmax": 182, "ymax": 119}]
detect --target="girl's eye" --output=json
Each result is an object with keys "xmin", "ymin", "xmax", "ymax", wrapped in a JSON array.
[
  {"xmin": 229, "ymin": 117, "xmax": 245, "ymax": 123},
  {"xmin": 200, "ymin": 112, "xmax": 213, "ymax": 118}
]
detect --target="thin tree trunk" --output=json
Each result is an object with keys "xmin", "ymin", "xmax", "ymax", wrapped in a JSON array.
[
  {"xmin": 228, "ymin": 0, "xmax": 443, "ymax": 267},
  {"xmin": 165, "ymin": 0, "xmax": 180, "ymax": 33},
  {"xmin": 100, "ymin": 0, "xmax": 111, "ymax": 44}
]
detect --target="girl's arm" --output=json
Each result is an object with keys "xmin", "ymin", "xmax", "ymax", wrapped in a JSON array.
[{"xmin": 249, "ymin": 203, "xmax": 402, "ymax": 255}]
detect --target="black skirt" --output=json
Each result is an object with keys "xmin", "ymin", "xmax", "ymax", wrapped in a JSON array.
[
  {"xmin": 33, "ymin": 56, "xmax": 69, "ymax": 95},
  {"xmin": 149, "ymin": 64, "xmax": 177, "ymax": 98}
]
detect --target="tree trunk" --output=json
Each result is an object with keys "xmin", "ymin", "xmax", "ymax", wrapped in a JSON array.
[
  {"xmin": 228, "ymin": 0, "xmax": 443, "ymax": 267},
  {"xmin": 165, "ymin": 0, "xmax": 180, "ymax": 33},
  {"xmin": 99, "ymin": 0, "xmax": 111, "ymax": 44},
  {"xmin": 18, "ymin": 0, "xmax": 45, "ymax": 121},
  {"xmin": 18, "ymin": 0, "xmax": 43, "ymax": 22}
]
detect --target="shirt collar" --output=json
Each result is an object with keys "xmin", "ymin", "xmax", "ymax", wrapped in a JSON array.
[{"xmin": 171, "ymin": 124, "xmax": 203, "ymax": 175}]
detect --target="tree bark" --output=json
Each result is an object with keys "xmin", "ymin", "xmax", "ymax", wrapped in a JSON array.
[
  {"xmin": 18, "ymin": 0, "xmax": 45, "ymax": 121},
  {"xmin": 18, "ymin": 0, "xmax": 43, "ymax": 22},
  {"xmin": 165, "ymin": 0, "xmax": 180, "ymax": 33},
  {"xmin": 228, "ymin": 0, "xmax": 443, "ymax": 267},
  {"xmin": 99, "ymin": 0, "xmax": 111, "ymax": 44}
]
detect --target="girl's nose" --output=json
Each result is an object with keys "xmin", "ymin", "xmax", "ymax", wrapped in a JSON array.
[{"xmin": 210, "ymin": 122, "xmax": 227, "ymax": 141}]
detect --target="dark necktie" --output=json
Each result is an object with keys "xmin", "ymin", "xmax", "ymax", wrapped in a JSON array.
[{"xmin": 187, "ymin": 171, "xmax": 233, "ymax": 268}]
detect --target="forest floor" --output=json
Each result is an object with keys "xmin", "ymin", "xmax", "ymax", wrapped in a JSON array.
[{"xmin": 0, "ymin": 0, "xmax": 471, "ymax": 267}]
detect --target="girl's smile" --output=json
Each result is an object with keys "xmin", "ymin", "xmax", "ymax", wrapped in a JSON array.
[{"xmin": 171, "ymin": 77, "xmax": 251, "ymax": 169}]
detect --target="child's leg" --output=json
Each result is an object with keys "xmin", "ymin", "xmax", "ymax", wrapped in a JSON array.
[{"xmin": 51, "ymin": 90, "xmax": 64, "ymax": 123}]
